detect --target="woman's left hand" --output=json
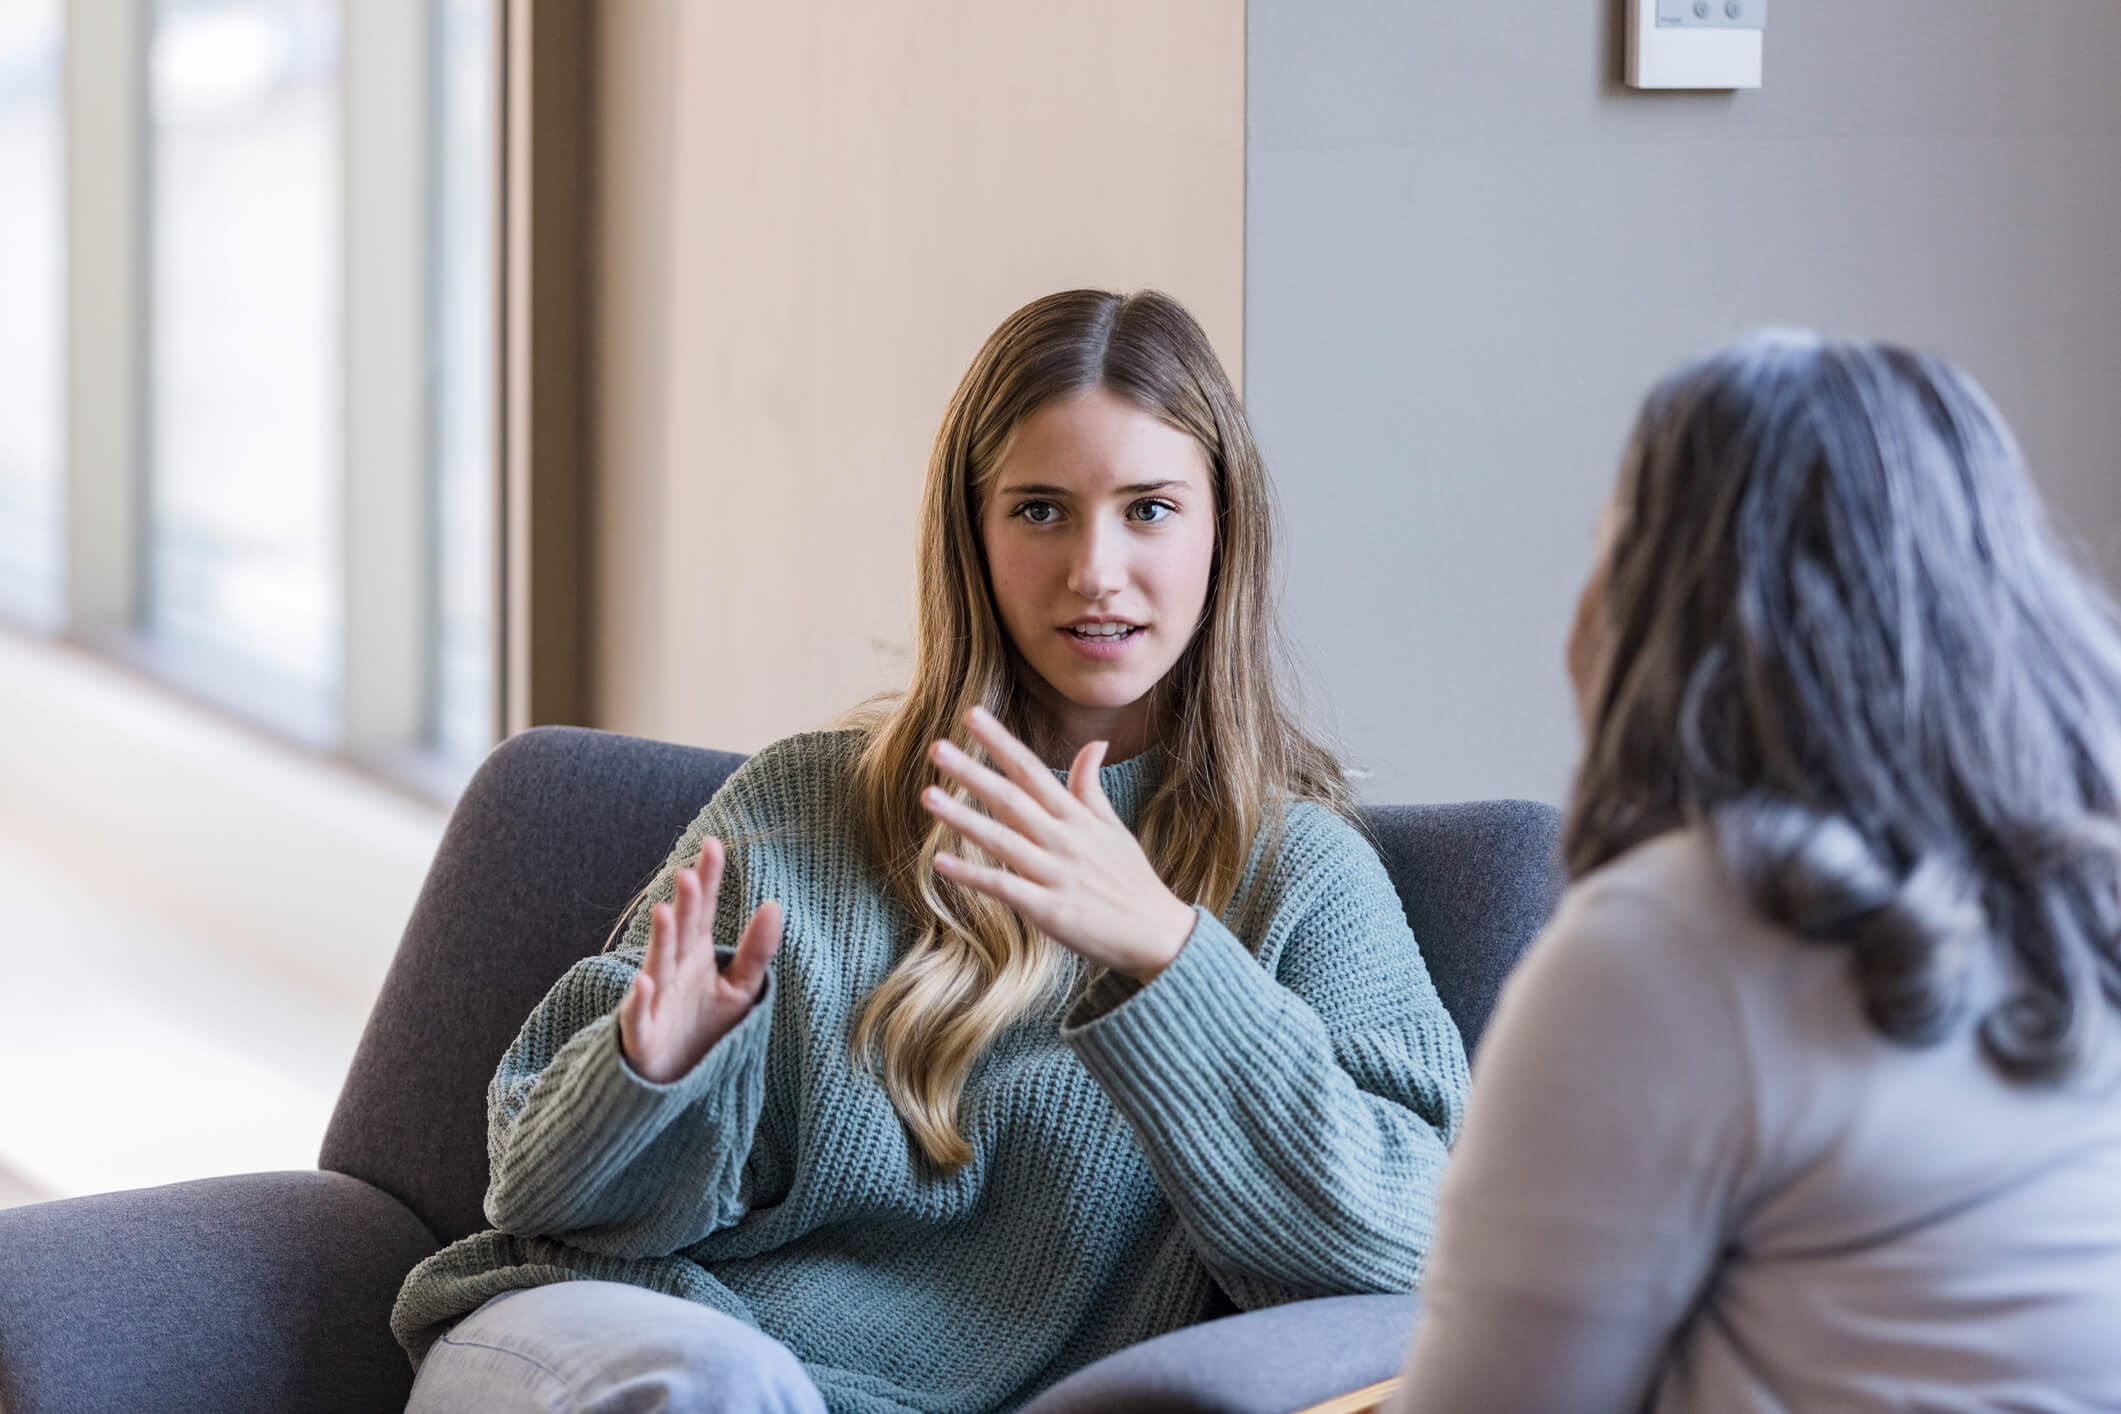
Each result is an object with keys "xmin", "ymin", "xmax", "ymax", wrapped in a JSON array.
[{"xmin": 921, "ymin": 705, "xmax": 1197, "ymax": 983}]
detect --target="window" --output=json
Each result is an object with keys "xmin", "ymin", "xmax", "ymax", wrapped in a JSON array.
[
  {"xmin": 7, "ymin": 0, "xmax": 498, "ymax": 798},
  {"xmin": 432, "ymin": 0, "xmax": 494, "ymax": 766},
  {"xmin": 147, "ymin": 0, "xmax": 343, "ymax": 738},
  {"xmin": 0, "ymin": 0, "xmax": 65, "ymax": 631}
]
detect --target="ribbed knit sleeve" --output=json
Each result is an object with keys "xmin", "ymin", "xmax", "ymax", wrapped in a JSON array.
[
  {"xmin": 479, "ymin": 770, "xmax": 785, "ymax": 1260},
  {"xmin": 1061, "ymin": 807, "xmax": 1470, "ymax": 1309},
  {"xmin": 480, "ymin": 947, "xmax": 773, "ymax": 1258}
]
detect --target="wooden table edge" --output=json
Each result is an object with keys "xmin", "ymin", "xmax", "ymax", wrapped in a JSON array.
[{"xmin": 1289, "ymin": 1375, "xmax": 1403, "ymax": 1414}]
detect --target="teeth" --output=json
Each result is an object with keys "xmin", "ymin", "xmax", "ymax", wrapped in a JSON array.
[{"xmin": 1070, "ymin": 624, "xmax": 1136, "ymax": 640}]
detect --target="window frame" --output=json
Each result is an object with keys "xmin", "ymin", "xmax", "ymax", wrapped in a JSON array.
[{"xmin": 27, "ymin": 0, "xmax": 543, "ymax": 806}]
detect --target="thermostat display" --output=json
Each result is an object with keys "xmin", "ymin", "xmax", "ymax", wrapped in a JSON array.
[{"xmin": 1630, "ymin": 0, "xmax": 1766, "ymax": 87}]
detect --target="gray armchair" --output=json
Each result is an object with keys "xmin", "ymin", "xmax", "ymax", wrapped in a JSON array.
[{"xmin": 0, "ymin": 727, "xmax": 1561, "ymax": 1414}]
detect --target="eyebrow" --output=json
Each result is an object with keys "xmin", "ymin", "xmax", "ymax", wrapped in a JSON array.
[{"xmin": 997, "ymin": 479, "xmax": 1191, "ymax": 498}]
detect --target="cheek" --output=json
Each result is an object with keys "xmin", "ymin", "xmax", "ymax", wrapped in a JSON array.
[
  {"xmin": 1163, "ymin": 517, "xmax": 1217, "ymax": 618},
  {"xmin": 1565, "ymin": 586, "xmax": 1593, "ymax": 684},
  {"xmin": 980, "ymin": 527, "xmax": 1051, "ymax": 631},
  {"xmin": 1565, "ymin": 560, "xmax": 1608, "ymax": 699}
]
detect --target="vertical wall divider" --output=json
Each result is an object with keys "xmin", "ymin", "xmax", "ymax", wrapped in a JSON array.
[
  {"xmin": 343, "ymin": 0, "xmax": 436, "ymax": 760},
  {"xmin": 63, "ymin": 0, "xmax": 147, "ymax": 644},
  {"xmin": 498, "ymin": 0, "xmax": 593, "ymax": 738}
]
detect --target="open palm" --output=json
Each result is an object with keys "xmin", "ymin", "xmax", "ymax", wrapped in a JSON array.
[
  {"xmin": 617, "ymin": 835, "xmax": 784, "ymax": 1084},
  {"xmin": 922, "ymin": 706, "xmax": 1197, "ymax": 983}
]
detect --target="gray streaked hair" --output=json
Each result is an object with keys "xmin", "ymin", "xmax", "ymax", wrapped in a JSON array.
[{"xmin": 1566, "ymin": 330, "xmax": 2121, "ymax": 1082}]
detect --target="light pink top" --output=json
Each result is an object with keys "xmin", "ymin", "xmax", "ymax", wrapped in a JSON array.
[{"xmin": 1392, "ymin": 829, "xmax": 2121, "ymax": 1413}]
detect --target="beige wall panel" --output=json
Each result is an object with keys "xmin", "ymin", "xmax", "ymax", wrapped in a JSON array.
[{"xmin": 593, "ymin": 1, "xmax": 1245, "ymax": 752}]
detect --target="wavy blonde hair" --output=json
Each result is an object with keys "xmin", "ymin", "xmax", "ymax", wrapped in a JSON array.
[{"xmin": 848, "ymin": 289, "xmax": 1351, "ymax": 1168}]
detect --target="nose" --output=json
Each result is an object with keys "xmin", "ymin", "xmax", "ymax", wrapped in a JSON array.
[{"xmin": 1066, "ymin": 516, "xmax": 1127, "ymax": 603}]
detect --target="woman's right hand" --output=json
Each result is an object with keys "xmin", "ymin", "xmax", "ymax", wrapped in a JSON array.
[{"xmin": 617, "ymin": 835, "xmax": 784, "ymax": 1085}]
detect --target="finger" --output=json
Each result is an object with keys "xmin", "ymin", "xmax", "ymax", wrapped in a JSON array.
[
  {"xmin": 964, "ymin": 706, "xmax": 1079, "ymax": 816},
  {"xmin": 670, "ymin": 838, "xmax": 727, "ymax": 968},
  {"xmin": 619, "ymin": 971, "xmax": 661, "ymax": 1077},
  {"xmin": 1068, "ymin": 740, "xmax": 1114, "ymax": 814},
  {"xmin": 621, "ymin": 968, "xmax": 656, "ymax": 1032},
  {"xmin": 721, "ymin": 900, "xmax": 784, "ymax": 999},
  {"xmin": 646, "ymin": 900, "xmax": 678, "ymax": 993},
  {"xmin": 934, "ymin": 850, "xmax": 1046, "ymax": 920},
  {"xmin": 921, "ymin": 785, "xmax": 1059, "ymax": 883},
  {"xmin": 671, "ymin": 867, "xmax": 702, "ymax": 970},
  {"xmin": 930, "ymin": 738, "xmax": 1059, "ymax": 844},
  {"xmin": 690, "ymin": 836, "xmax": 728, "ymax": 942}
]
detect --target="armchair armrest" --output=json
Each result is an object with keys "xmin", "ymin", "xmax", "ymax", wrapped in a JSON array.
[
  {"xmin": 0, "ymin": 1169, "xmax": 436, "ymax": 1414},
  {"xmin": 1020, "ymin": 1294, "xmax": 1418, "ymax": 1414}
]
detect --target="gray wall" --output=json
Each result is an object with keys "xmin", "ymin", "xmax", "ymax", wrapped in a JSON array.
[{"xmin": 1248, "ymin": 0, "xmax": 2121, "ymax": 808}]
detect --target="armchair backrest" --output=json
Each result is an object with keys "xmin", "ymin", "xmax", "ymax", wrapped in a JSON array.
[
  {"xmin": 1360, "ymin": 799, "xmax": 1565, "ymax": 1059},
  {"xmin": 321, "ymin": 728, "xmax": 1563, "ymax": 1246}
]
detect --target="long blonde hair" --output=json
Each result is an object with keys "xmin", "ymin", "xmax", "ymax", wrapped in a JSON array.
[{"xmin": 849, "ymin": 289, "xmax": 1350, "ymax": 1168}]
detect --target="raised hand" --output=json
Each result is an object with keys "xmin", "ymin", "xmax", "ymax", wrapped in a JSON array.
[
  {"xmin": 921, "ymin": 705, "xmax": 1197, "ymax": 983},
  {"xmin": 617, "ymin": 835, "xmax": 785, "ymax": 1084}
]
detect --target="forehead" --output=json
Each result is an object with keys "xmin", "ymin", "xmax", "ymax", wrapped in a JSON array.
[{"xmin": 997, "ymin": 388, "xmax": 1209, "ymax": 491}]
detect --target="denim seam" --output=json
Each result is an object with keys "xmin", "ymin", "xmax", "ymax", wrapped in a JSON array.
[{"xmin": 434, "ymin": 1331, "xmax": 584, "ymax": 1404}]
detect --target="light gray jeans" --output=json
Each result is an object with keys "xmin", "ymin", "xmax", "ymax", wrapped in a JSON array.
[{"xmin": 405, "ymin": 1280, "xmax": 828, "ymax": 1414}]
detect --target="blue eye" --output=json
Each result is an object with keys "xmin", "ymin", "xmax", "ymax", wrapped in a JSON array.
[
  {"xmin": 1013, "ymin": 500, "xmax": 1060, "ymax": 525},
  {"xmin": 1129, "ymin": 499, "xmax": 1176, "ymax": 523}
]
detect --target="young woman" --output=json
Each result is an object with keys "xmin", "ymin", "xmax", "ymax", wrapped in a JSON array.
[
  {"xmin": 1393, "ymin": 333, "xmax": 2121, "ymax": 1411},
  {"xmin": 394, "ymin": 290, "xmax": 1470, "ymax": 1413}
]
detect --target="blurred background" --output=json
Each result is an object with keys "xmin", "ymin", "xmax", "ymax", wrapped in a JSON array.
[
  {"xmin": 0, "ymin": 0, "xmax": 490, "ymax": 1205},
  {"xmin": 3, "ymin": 0, "xmax": 2118, "ymax": 1209}
]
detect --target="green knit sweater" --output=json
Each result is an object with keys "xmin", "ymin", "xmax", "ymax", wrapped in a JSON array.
[{"xmin": 392, "ymin": 730, "xmax": 1470, "ymax": 1413}]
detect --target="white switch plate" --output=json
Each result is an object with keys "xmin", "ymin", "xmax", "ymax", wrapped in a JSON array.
[{"xmin": 1627, "ymin": 0, "xmax": 1765, "ymax": 90}]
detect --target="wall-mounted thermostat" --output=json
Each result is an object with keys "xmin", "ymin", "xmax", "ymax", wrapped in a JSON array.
[{"xmin": 1627, "ymin": 0, "xmax": 1766, "ymax": 90}]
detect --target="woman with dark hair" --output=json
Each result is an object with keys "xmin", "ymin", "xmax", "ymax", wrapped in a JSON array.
[{"xmin": 1391, "ymin": 332, "xmax": 2121, "ymax": 1411}]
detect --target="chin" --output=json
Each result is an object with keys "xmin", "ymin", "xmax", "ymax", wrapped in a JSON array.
[
  {"xmin": 1042, "ymin": 667, "xmax": 1156, "ymax": 713},
  {"xmin": 1075, "ymin": 688, "xmax": 1153, "ymax": 713}
]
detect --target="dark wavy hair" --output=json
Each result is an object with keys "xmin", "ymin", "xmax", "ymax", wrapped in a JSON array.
[{"xmin": 1565, "ymin": 331, "xmax": 2121, "ymax": 1082}]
